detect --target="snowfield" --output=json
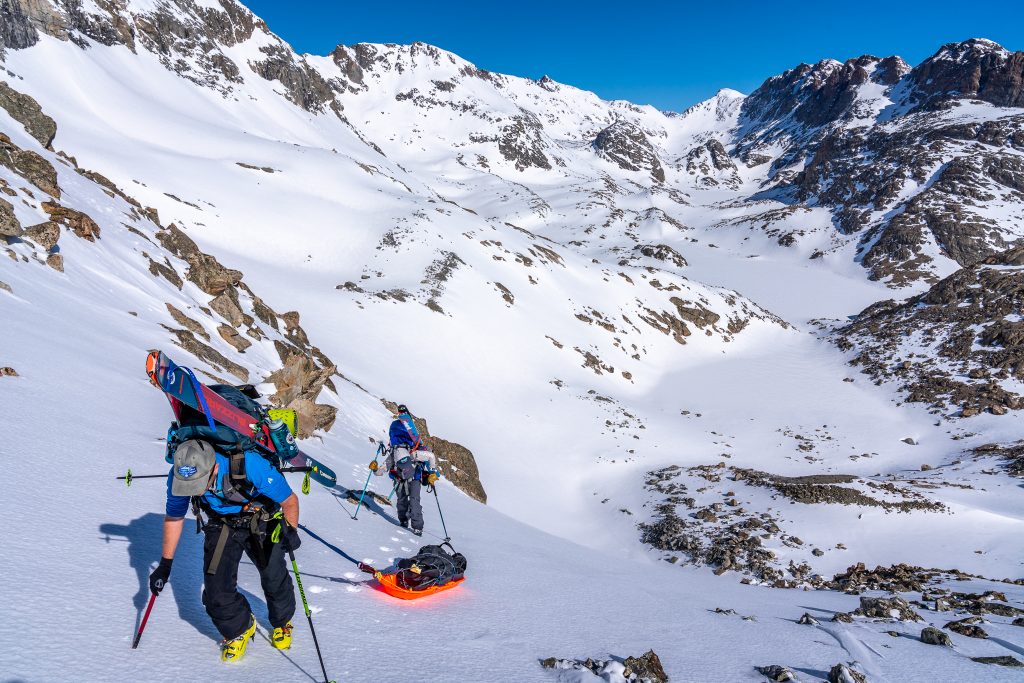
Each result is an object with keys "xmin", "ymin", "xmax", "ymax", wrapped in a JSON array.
[{"xmin": 1, "ymin": 2, "xmax": 1023, "ymax": 681}]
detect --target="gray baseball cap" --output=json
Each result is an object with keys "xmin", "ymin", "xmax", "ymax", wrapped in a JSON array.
[{"xmin": 171, "ymin": 439, "xmax": 217, "ymax": 496}]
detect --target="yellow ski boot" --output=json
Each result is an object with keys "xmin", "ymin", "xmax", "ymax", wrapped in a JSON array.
[
  {"xmin": 272, "ymin": 621, "xmax": 293, "ymax": 650},
  {"xmin": 221, "ymin": 615, "xmax": 257, "ymax": 662}
]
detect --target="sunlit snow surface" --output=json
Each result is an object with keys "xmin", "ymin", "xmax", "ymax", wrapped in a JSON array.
[{"xmin": 0, "ymin": 20, "xmax": 1022, "ymax": 682}]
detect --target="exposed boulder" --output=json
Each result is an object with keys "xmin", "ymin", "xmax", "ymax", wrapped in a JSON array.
[
  {"xmin": 921, "ymin": 627, "xmax": 953, "ymax": 646},
  {"xmin": 24, "ymin": 221, "xmax": 59, "ymax": 249},
  {"xmin": 156, "ymin": 224, "xmax": 241, "ymax": 295},
  {"xmin": 0, "ymin": 81, "xmax": 57, "ymax": 147},
  {"xmin": 828, "ymin": 663, "xmax": 867, "ymax": 683},
  {"xmin": 853, "ymin": 595, "xmax": 922, "ymax": 622},
  {"xmin": 41, "ymin": 202, "xmax": 99, "ymax": 241},
  {"xmin": 209, "ymin": 289, "xmax": 246, "ymax": 327},
  {"xmin": 944, "ymin": 617, "xmax": 988, "ymax": 639},
  {"xmin": 0, "ymin": 197, "xmax": 22, "ymax": 237},
  {"xmin": 623, "ymin": 651, "xmax": 668, "ymax": 683},
  {"xmin": 540, "ymin": 650, "xmax": 667, "ymax": 682},
  {"xmin": 45, "ymin": 252, "xmax": 63, "ymax": 271},
  {"xmin": 170, "ymin": 329, "xmax": 248, "ymax": 382},
  {"xmin": 267, "ymin": 353, "xmax": 337, "ymax": 437},
  {"xmin": 756, "ymin": 664, "xmax": 796, "ymax": 681},
  {"xmin": 281, "ymin": 310, "xmax": 311, "ymax": 347},
  {"xmin": 217, "ymin": 324, "xmax": 251, "ymax": 352},
  {"xmin": 0, "ymin": 135, "xmax": 60, "ymax": 198},
  {"xmin": 594, "ymin": 120, "xmax": 665, "ymax": 182},
  {"xmin": 165, "ymin": 303, "xmax": 209, "ymax": 341}
]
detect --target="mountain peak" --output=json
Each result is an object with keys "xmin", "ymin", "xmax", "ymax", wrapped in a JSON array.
[
  {"xmin": 910, "ymin": 37, "xmax": 1024, "ymax": 108},
  {"xmin": 931, "ymin": 37, "xmax": 1009, "ymax": 62}
]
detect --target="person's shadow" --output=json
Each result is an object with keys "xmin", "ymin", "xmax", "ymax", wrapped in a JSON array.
[{"xmin": 99, "ymin": 513, "xmax": 221, "ymax": 642}]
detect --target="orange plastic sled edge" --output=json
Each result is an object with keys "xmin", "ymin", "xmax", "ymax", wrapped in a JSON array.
[{"xmin": 373, "ymin": 572, "xmax": 464, "ymax": 600}]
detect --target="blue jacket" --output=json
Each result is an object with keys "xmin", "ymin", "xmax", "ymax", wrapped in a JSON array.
[
  {"xmin": 389, "ymin": 414, "xmax": 426, "ymax": 450},
  {"xmin": 165, "ymin": 450, "xmax": 293, "ymax": 518}
]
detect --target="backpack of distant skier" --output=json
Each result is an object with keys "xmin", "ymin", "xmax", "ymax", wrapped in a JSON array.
[
  {"xmin": 390, "ymin": 446, "xmax": 420, "ymax": 481},
  {"xmin": 394, "ymin": 543, "xmax": 467, "ymax": 590}
]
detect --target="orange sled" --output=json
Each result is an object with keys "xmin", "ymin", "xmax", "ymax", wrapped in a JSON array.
[{"xmin": 371, "ymin": 570, "xmax": 464, "ymax": 600}]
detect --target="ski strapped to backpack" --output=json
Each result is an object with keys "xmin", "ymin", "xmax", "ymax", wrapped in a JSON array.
[{"xmin": 146, "ymin": 350, "xmax": 337, "ymax": 489}]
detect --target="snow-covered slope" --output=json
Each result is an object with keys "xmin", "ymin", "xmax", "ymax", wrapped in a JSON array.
[{"xmin": 2, "ymin": 1, "xmax": 1024, "ymax": 680}]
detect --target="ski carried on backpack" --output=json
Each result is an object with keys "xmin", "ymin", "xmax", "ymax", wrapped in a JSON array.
[{"xmin": 145, "ymin": 350, "xmax": 338, "ymax": 488}]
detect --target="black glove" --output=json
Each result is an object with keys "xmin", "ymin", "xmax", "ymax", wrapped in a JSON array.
[
  {"xmin": 282, "ymin": 524, "xmax": 301, "ymax": 551},
  {"xmin": 149, "ymin": 557, "xmax": 172, "ymax": 594}
]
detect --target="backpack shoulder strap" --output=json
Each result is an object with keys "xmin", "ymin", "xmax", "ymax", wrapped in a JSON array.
[{"xmin": 229, "ymin": 451, "xmax": 247, "ymax": 483}]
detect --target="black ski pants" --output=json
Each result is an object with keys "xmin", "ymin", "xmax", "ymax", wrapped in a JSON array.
[
  {"xmin": 396, "ymin": 479, "xmax": 424, "ymax": 531},
  {"xmin": 201, "ymin": 521, "xmax": 295, "ymax": 640}
]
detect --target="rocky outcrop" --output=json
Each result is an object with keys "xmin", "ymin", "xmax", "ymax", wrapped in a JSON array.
[
  {"xmin": 828, "ymin": 663, "xmax": 867, "ymax": 683},
  {"xmin": 0, "ymin": 133, "xmax": 60, "ymax": 198},
  {"xmin": 921, "ymin": 627, "xmax": 953, "ymax": 647},
  {"xmin": 0, "ymin": 197, "xmax": 21, "ymax": 237},
  {"xmin": 0, "ymin": 81, "xmax": 57, "ymax": 147},
  {"xmin": 541, "ymin": 650, "xmax": 667, "ymax": 683},
  {"xmin": 250, "ymin": 43, "xmax": 340, "ymax": 114},
  {"xmin": 741, "ymin": 55, "xmax": 908, "ymax": 134},
  {"xmin": 382, "ymin": 400, "xmax": 486, "ymax": 503},
  {"xmin": 0, "ymin": 0, "xmax": 40, "ymax": 53},
  {"xmin": 634, "ymin": 244, "xmax": 687, "ymax": 268},
  {"xmin": 909, "ymin": 39, "xmax": 1024, "ymax": 110},
  {"xmin": 756, "ymin": 665, "xmax": 796, "ymax": 682},
  {"xmin": 23, "ymin": 220, "xmax": 58, "ymax": 248},
  {"xmin": 835, "ymin": 246, "xmax": 1024, "ymax": 416},
  {"xmin": 684, "ymin": 139, "xmax": 739, "ymax": 188},
  {"xmin": 853, "ymin": 595, "xmax": 922, "ymax": 622},
  {"xmin": 267, "ymin": 353, "xmax": 338, "ymax": 438},
  {"xmin": 495, "ymin": 112, "xmax": 550, "ymax": 171},
  {"xmin": 945, "ymin": 617, "xmax": 988, "ymax": 638},
  {"xmin": 594, "ymin": 120, "xmax": 665, "ymax": 182},
  {"xmin": 1, "ymin": 0, "xmax": 347, "ymax": 113},
  {"xmin": 41, "ymin": 201, "xmax": 98, "ymax": 240},
  {"xmin": 156, "ymin": 224, "xmax": 241, "ymax": 295},
  {"xmin": 731, "ymin": 40, "xmax": 1024, "ymax": 285}
]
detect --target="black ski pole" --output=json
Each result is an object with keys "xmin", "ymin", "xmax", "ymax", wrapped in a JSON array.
[
  {"xmin": 118, "ymin": 466, "xmax": 311, "ymax": 484},
  {"xmin": 432, "ymin": 486, "xmax": 450, "ymax": 541},
  {"xmin": 285, "ymin": 526, "xmax": 334, "ymax": 683},
  {"xmin": 131, "ymin": 592, "xmax": 158, "ymax": 649}
]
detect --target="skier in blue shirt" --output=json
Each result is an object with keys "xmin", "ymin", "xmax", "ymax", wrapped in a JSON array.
[
  {"xmin": 147, "ymin": 439, "xmax": 301, "ymax": 662},
  {"xmin": 380, "ymin": 404, "xmax": 438, "ymax": 535}
]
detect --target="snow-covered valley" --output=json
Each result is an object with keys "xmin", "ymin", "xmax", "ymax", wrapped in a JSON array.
[{"xmin": 1, "ymin": 1, "xmax": 1023, "ymax": 681}]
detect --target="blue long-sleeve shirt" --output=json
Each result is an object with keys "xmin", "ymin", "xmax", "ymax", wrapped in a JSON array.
[{"xmin": 165, "ymin": 450, "xmax": 292, "ymax": 518}]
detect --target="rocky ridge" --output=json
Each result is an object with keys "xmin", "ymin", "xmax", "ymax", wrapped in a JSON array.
[{"xmin": 835, "ymin": 245, "xmax": 1024, "ymax": 416}]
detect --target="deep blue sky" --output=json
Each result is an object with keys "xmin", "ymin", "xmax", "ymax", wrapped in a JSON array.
[{"xmin": 239, "ymin": 1, "xmax": 1023, "ymax": 112}]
